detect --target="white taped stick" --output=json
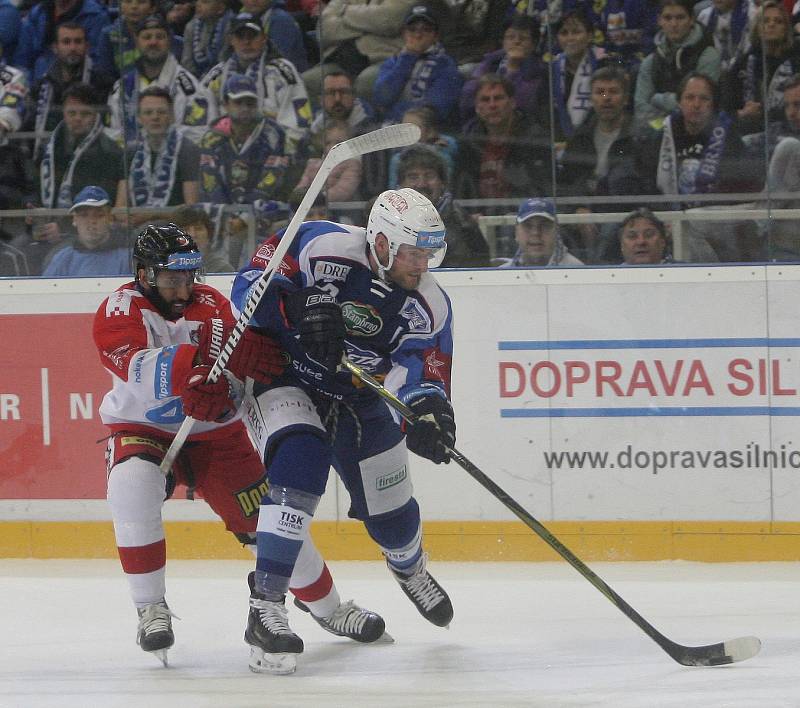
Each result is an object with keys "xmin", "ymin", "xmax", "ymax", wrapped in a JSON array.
[{"xmin": 159, "ymin": 123, "xmax": 422, "ymax": 474}]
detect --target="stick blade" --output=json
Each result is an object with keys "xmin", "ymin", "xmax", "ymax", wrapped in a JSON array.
[
  {"xmin": 669, "ymin": 635, "xmax": 761, "ymax": 667},
  {"xmin": 332, "ymin": 123, "xmax": 421, "ymax": 162}
]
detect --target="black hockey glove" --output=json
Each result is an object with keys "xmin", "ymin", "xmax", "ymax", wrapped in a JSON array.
[
  {"xmin": 404, "ymin": 394, "xmax": 456, "ymax": 464},
  {"xmin": 284, "ymin": 286, "xmax": 345, "ymax": 370}
]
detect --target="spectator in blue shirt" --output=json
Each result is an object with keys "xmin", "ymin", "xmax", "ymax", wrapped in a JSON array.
[
  {"xmin": 42, "ymin": 186, "xmax": 131, "ymax": 277},
  {"xmin": 372, "ymin": 4, "xmax": 463, "ymax": 126}
]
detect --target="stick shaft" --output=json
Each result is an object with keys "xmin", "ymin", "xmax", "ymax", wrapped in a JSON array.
[{"xmin": 341, "ymin": 358, "xmax": 758, "ymax": 666}]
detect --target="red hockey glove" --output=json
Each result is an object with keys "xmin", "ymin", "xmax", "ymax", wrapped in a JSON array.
[
  {"xmin": 197, "ymin": 318, "xmax": 287, "ymax": 384},
  {"xmin": 181, "ymin": 366, "xmax": 235, "ymax": 422}
]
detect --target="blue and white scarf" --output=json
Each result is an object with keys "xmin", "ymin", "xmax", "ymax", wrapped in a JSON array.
[
  {"xmin": 656, "ymin": 111, "xmax": 733, "ymax": 196},
  {"xmin": 128, "ymin": 125, "xmax": 184, "ymax": 207},
  {"xmin": 745, "ymin": 51, "xmax": 798, "ymax": 113},
  {"xmin": 40, "ymin": 114, "xmax": 105, "ymax": 208},
  {"xmin": 402, "ymin": 42, "xmax": 447, "ymax": 103},
  {"xmin": 552, "ymin": 48, "xmax": 598, "ymax": 137},
  {"xmin": 35, "ymin": 57, "xmax": 93, "ymax": 158},
  {"xmin": 190, "ymin": 11, "xmax": 232, "ymax": 77}
]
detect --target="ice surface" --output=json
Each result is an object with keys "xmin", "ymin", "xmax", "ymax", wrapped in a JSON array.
[{"xmin": 1, "ymin": 559, "xmax": 798, "ymax": 708}]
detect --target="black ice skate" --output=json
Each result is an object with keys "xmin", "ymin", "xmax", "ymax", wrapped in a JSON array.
[
  {"xmin": 390, "ymin": 554, "xmax": 453, "ymax": 628},
  {"xmin": 245, "ymin": 572, "xmax": 304, "ymax": 675},
  {"xmin": 294, "ymin": 597, "xmax": 393, "ymax": 643},
  {"xmin": 136, "ymin": 599, "xmax": 175, "ymax": 667}
]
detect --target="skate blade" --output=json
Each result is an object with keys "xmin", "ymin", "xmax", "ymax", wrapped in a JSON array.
[
  {"xmin": 148, "ymin": 648, "xmax": 170, "ymax": 667},
  {"xmin": 248, "ymin": 646, "xmax": 297, "ymax": 675},
  {"xmin": 375, "ymin": 631, "xmax": 395, "ymax": 644}
]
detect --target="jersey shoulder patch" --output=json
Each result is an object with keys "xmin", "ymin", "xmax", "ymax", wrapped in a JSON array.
[{"xmin": 104, "ymin": 285, "xmax": 141, "ymax": 319}]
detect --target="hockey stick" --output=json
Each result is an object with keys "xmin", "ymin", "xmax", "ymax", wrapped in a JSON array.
[
  {"xmin": 342, "ymin": 358, "xmax": 762, "ymax": 667},
  {"xmin": 158, "ymin": 123, "xmax": 422, "ymax": 475}
]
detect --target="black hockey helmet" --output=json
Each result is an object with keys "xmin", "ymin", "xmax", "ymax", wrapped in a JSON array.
[{"xmin": 133, "ymin": 223, "xmax": 203, "ymax": 286}]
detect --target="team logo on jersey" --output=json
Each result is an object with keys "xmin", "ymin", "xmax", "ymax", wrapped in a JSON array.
[
  {"xmin": 253, "ymin": 241, "xmax": 295, "ymax": 276},
  {"xmin": 314, "ymin": 260, "xmax": 351, "ymax": 282},
  {"xmin": 341, "ymin": 302, "xmax": 383, "ymax": 336},
  {"xmin": 399, "ymin": 297, "xmax": 431, "ymax": 333},
  {"xmin": 235, "ymin": 478, "xmax": 269, "ymax": 517},
  {"xmin": 423, "ymin": 347, "xmax": 451, "ymax": 389}
]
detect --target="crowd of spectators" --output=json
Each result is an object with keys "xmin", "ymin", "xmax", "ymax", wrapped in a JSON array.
[{"xmin": 2, "ymin": 0, "xmax": 800, "ymax": 276}]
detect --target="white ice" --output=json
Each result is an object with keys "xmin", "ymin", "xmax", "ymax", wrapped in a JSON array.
[{"xmin": 1, "ymin": 559, "xmax": 798, "ymax": 708}]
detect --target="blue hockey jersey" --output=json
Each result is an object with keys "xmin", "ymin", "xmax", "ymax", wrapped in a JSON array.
[{"xmin": 231, "ymin": 220, "xmax": 454, "ymax": 405}]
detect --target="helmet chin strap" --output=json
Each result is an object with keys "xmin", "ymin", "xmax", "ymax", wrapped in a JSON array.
[{"xmin": 368, "ymin": 241, "xmax": 395, "ymax": 283}]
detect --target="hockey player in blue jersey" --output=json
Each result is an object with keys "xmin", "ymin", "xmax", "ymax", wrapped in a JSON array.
[{"xmin": 219, "ymin": 187, "xmax": 456, "ymax": 673}]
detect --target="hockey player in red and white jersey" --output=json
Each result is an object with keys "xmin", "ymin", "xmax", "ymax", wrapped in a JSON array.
[{"xmin": 93, "ymin": 223, "xmax": 386, "ymax": 668}]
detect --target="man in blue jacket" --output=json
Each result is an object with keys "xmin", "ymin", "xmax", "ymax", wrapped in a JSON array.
[
  {"xmin": 42, "ymin": 186, "xmax": 131, "ymax": 277},
  {"xmin": 372, "ymin": 4, "xmax": 462, "ymax": 126},
  {"xmin": 13, "ymin": 0, "xmax": 110, "ymax": 82}
]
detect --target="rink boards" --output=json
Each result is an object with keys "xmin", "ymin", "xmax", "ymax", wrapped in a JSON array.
[{"xmin": 4, "ymin": 266, "xmax": 800, "ymax": 560}]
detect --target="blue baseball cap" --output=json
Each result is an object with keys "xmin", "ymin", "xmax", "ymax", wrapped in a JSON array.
[
  {"xmin": 223, "ymin": 72, "xmax": 258, "ymax": 101},
  {"xmin": 517, "ymin": 197, "xmax": 556, "ymax": 223},
  {"xmin": 69, "ymin": 185, "xmax": 110, "ymax": 212},
  {"xmin": 230, "ymin": 12, "xmax": 262, "ymax": 34}
]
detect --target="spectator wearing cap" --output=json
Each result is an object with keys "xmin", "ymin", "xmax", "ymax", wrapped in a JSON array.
[
  {"xmin": 199, "ymin": 73, "xmax": 299, "ymax": 210},
  {"xmin": 28, "ymin": 23, "xmax": 115, "ymax": 160},
  {"xmin": 372, "ymin": 4, "xmax": 462, "ymax": 126},
  {"xmin": 96, "ymin": 0, "xmax": 183, "ymax": 79},
  {"xmin": 617, "ymin": 207, "xmax": 673, "ymax": 265},
  {"xmin": 12, "ymin": 0, "xmax": 110, "ymax": 82},
  {"xmin": 41, "ymin": 186, "xmax": 131, "ymax": 277},
  {"xmin": 107, "ymin": 14, "xmax": 215, "ymax": 143},
  {"xmin": 305, "ymin": 0, "xmax": 419, "ymax": 105},
  {"xmin": 201, "ymin": 12, "xmax": 311, "ymax": 148},
  {"xmin": 497, "ymin": 198, "xmax": 583, "ymax": 267},
  {"xmin": 116, "ymin": 86, "xmax": 200, "ymax": 225},
  {"xmin": 460, "ymin": 16, "xmax": 547, "ymax": 124},
  {"xmin": 181, "ymin": 0, "xmax": 234, "ymax": 78},
  {"xmin": 397, "ymin": 144, "xmax": 489, "ymax": 267},
  {"xmin": 236, "ymin": 0, "xmax": 309, "ymax": 72}
]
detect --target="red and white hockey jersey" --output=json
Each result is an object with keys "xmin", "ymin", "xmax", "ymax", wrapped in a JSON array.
[{"xmin": 93, "ymin": 281, "xmax": 242, "ymax": 438}]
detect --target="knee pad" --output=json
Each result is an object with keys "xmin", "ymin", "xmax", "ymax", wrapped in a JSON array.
[{"xmin": 107, "ymin": 456, "xmax": 168, "ymax": 550}]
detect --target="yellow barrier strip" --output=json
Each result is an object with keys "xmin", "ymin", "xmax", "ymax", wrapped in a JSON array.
[{"xmin": 4, "ymin": 521, "xmax": 800, "ymax": 561}]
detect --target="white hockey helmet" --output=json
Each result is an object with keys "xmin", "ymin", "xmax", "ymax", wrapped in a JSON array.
[{"xmin": 366, "ymin": 188, "xmax": 447, "ymax": 278}]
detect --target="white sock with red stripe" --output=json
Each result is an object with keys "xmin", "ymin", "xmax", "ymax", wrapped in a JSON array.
[
  {"xmin": 107, "ymin": 457, "xmax": 169, "ymax": 606},
  {"xmin": 289, "ymin": 536, "xmax": 341, "ymax": 618}
]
